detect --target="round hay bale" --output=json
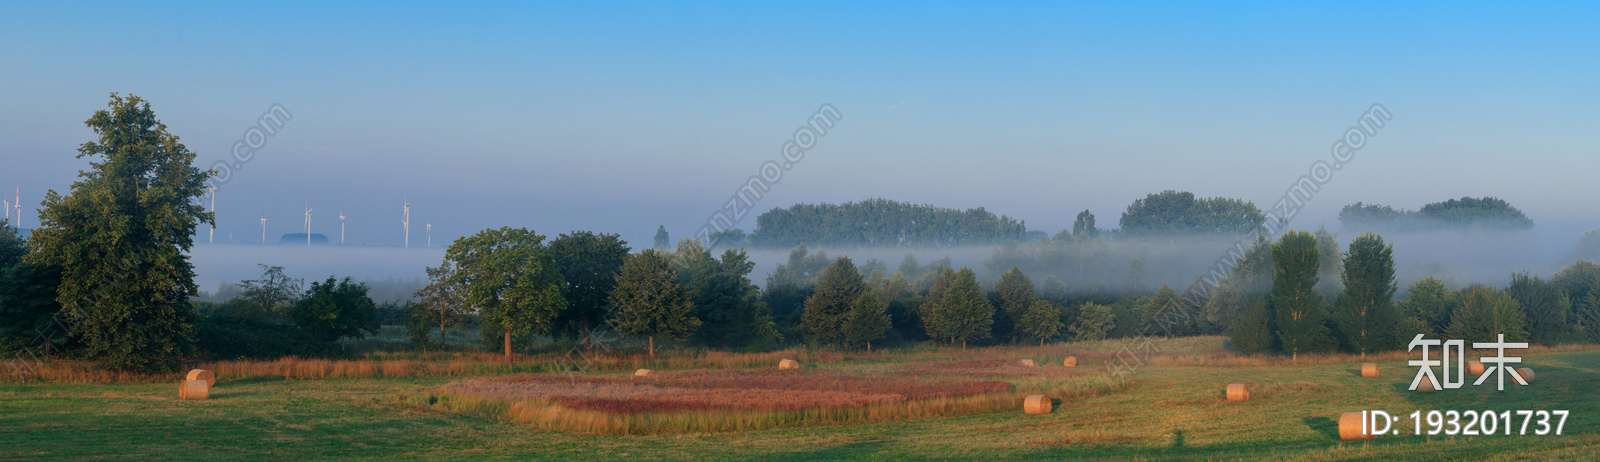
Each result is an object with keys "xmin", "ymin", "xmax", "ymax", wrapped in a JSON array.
[
  {"xmin": 634, "ymin": 369, "xmax": 652, "ymax": 377},
  {"xmin": 1225, "ymin": 384, "xmax": 1249, "ymax": 402},
  {"xmin": 1023, "ymin": 395, "xmax": 1052, "ymax": 414},
  {"xmin": 1361, "ymin": 363, "xmax": 1379, "ymax": 378},
  {"xmin": 1467, "ymin": 360, "xmax": 1485, "ymax": 376},
  {"xmin": 179, "ymin": 380, "xmax": 209, "ymax": 400},
  {"xmin": 1063, "ymin": 356, "xmax": 1077, "ymax": 367},
  {"xmin": 1019, "ymin": 359, "xmax": 1035, "ymax": 367},
  {"xmin": 185, "ymin": 369, "xmax": 215, "ymax": 388},
  {"xmin": 1516, "ymin": 367, "xmax": 1535, "ymax": 384},
  {"xmin": 1338, "ymin": 412, "xmax": 1374, "ymax": 441},
  {"xmin": 1416, "ymin": 378, "xmax": 1437, "ymax": 393},
  {"xmin": 778, "ymin": 359, "xmax": 800, "ymax": 370}
]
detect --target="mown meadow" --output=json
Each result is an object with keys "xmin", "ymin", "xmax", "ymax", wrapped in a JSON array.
[{"xmin": 4, "ymin": 337, "xmax": 1600, "ymax": 460}]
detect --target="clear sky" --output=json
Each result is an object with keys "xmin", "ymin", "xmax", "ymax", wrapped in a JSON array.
[{"xmin": 3, "ymin": 1, "xmax": 1598, "ymax": 250}]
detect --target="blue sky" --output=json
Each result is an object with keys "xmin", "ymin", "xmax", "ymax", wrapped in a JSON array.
[{"xmin": 3, "ymin": 1, "xmax": 1598, "ymax": 250}]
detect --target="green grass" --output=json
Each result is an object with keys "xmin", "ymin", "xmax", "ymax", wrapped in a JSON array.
[{"xmin": 5, "ymin": 343, "xmax": 1600, "ymax": 460}]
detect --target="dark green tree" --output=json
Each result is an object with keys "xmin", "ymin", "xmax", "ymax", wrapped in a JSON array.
[
  {"xmin": 444, "ymin": 227, "xmax": 567, "ymax": 359},
  {"xmin": 1272, "ymin": 231, "xmax": 1333, "ymax": 359},
  {"xmin": 402, "ymin": 300, "xmax": 434, "ymax": 350},
  {"xmin": 672, "ymin": 239, "xmax": 779, "ymax": 350},
  {"xmin": 1228, "ymin": 295, "xmax": 1275, "ymax": 354},
  {"xmin": 844, "ymin": 291, "xmax": 890, "ymax": 352},
  {"xmin": 1507, "ymin": 271, "xmax": 1571, "ymax": 345},
  {"xmin": 1069, "ymin": 302, "xmax": 1114, "ymax": 341},
  {"xmin": 610, "ymin": 250, "xmax": 698, "ymax": 355},
  {"xmin": 1141, "ymin": 283, "xmax": 1194, "ymax": 336},
  {"xmin": 1446, "ymin": 285, "xmax": 1528, "ymax": 343},
  {"xmin": 0, "ymin": 262, "xmax": 65, "ymax": 352},
  {"xmin": 547, "ymin": 231, "xmax": 629, "ymax": 348},
  {"xmin": 1400, "ymin": 276, "xmax": 1458, "ymax": 334},
  {"xmin": 1552, "ymin": 261, "xmax": 1600, "ymax": 342},
  {"xmin": 1202, "ymin": 234, "xmax": 1273, "ymax": 332},
  {"xmin": 801, "ymin": 257, "xmax": 865, "ymax": 346},
  {"xmin": 28, "ymin": 94, "xmax": 211, "ymax": 372},
  {"xmin": 1017, "ymin": 300, "xmax": 1064, "ymax": 346},
  {"xmin": 291, "ymin": 276, "xmax": 379, "ymax": 351},
  {"xmin": 926, "ymin": 268, "xmax": 993, "ymax": 349},
  {"xmin": 1331, "ymin": 232, "xmax": 1398, "ymax": 356},
  {"xmin": 992, "ymin": 266, "xmax": 1037, "ymax": 343},
  {"xmin": 707, "ymin": 228, "xmax": 747, "ymax": 250},
  {"xmin": 0, "ymin": 219, "xmax": 25, "ymax": 269}
]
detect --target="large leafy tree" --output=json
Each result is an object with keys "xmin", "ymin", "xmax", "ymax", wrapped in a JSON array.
[
  {"xmin": 28, "ymin": 94, "xmax": 211, "ymax": 372},
  {"xmin": 547, "ymin": 231, "xmax": 629, "ymax": 348},
  {"xmin": 610, "ymin": 250, "xmax": 698, "ymax": 355},
  {"xmin": 1141, "ymin": 283, "xmax": 1194, "ymax": 336},
  {"xmin": 748, "ymin": 198, "xmax": 1027, "ymax": 248},
  {"xmin": 1331, "ymin": 233, "xmax": 1398, "ymax": 356},
  {"xmin": 672, "ymin": 239, "xmax": 779, "ymax": 350},
  {"xmin": 445, "ymin": 227, "xmax": 567, "ymax": 360},
  {"xmin": 1228, "ymin": 295, "xmax": 1276, "ymax": 355},
  {"xmin": 801, "ymin": 257, "xmax": 866, "ymax": 346},
  {"xmin": 926, "ymin": 268, "xmax": 993, "ymax": 349},
  {"xmin": 291, "ymin": 276, "xmax": 379, "ymax": 352},
  {"xmin": 992, "ymin": 266, "xmax": 1037, "ymax": 343},
  {"xmin": 1272, "ymin": 231, "xmax": 1333, "ymax": 359},
  {"xmin": 0, "ymin": 219, "xmax": 25, "ymax": 269},
  {"xmin": 234, "ymin": 264, "xmax": 303, "ymax": 322}
]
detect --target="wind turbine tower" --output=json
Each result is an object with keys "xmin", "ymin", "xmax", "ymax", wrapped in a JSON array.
[
  {"xmin": 340, "ymin": 211, "xmax": 346, "ymax": 245},
  {"xmin": 3, "ymin": 200, "xmax": 8, "ymax": 225},
  {"xmin": 260, "ymin": 218, "xmax": 267, "ymax": 244},
  {"xmin": 403, "ymin": 201, "xmax": 411, "ymax": 249},
  {"xmin": 427, "ymin": 223, "xmax": 432, "ymax": 247},
  {"xmin": 13, "ymin": 187, "xmax": 19, "ymax": 229},
  {"xmin": 208, "ymin": 187, "xmax": 217, "ymax": 244},
  {"xmin": 304, "ymin": 205, "xmax": 314, "ymax": 246}
]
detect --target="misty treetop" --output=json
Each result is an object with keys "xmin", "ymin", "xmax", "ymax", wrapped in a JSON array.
[
  {"xmin": 1117, "ymin": 190, "xmax": 1266, "ymax": 237},
  {"xmin": 749, "ymin": 198, "xmax": 1027, "ymax": 248},
  {"xmin": 1338, "ymin": 196, "xmax": 1534, "ymax": 232}
]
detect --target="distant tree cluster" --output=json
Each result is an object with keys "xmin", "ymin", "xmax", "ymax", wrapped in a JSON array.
[
  {"xmin": 1338, "ymin": 197, "xmax": 1535, "ymax": 232},
  {"xmin": 1118, "ymin": 190, "xmax": 1266, "ymax": 237},
  {"xmin": 749, "ymin": 198, "xmax": 1027, "ymax": 248}
]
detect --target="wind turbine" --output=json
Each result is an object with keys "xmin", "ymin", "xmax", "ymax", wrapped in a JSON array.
[
  {"xmin": 426, "ymin": 223, "xmax": 432, "ymax": 248},
  {"xmin": 403, "ymin": 200, "xmax": 411, "ymax": 249},
  {"xmin": 304, "ymin": 205, "xmax": 313, "ymax": 246},
  {"xmin": 13, "ymin": 187, "xmax": 19, "ymax": 229},
  {"xmin": 3, "ymin": 200, "xmax": 8, "ymax": 225},
  {"xmin": 260, "ymin": 218, "xmax": 267, "ymax": 244},
  {"xmin": 340, "ymin": 210, "xmax": 346, "ymax": 245},
  {"xmin": 208, "ymin": 187, "xmax": 217, "ymax": 244}
]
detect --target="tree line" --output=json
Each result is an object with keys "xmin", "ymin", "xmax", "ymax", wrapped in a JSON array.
[{"xmin": 1338, "ymin": 196, "xmax": 1535, "ymax": 232}]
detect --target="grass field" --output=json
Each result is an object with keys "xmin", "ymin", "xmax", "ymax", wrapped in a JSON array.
[{"xmin": 4, "ymin": 337, "xmax": 1599, "ymax": 460}]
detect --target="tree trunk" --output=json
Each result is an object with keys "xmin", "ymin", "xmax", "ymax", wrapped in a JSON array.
[
  {"xmin": 582, "ymin": 318, "xmax": 592, "ymax": 351},
  {"xmin": 962, "ymin": 339, "xmax": 967, "ymax": 350},
  {"xmin": 504, "ymin": 331, "xmax": 512, "ymax": 361},
  {"xmin": 649, "ymin": 336, "xmax": 655, "ymax": 357},
  {"xmin": 866, "ymin": 341, "xmax": 872, "ymax": 354},
  {"xmin": 1040, "ymin": 338, "xmax": 1045, "ymax": 347}
]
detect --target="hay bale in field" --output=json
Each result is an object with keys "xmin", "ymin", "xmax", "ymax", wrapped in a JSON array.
[
  {"xmin": 1063, "ymin": 356, "xmax": 1077, "ymax": 367},
  {"xmin": 1338, "ymin": 412, "xmax": 1374, "ymax": 440},
  {"xmin": 179, "ymin": 380, "xmax": 209, "ymax": 400},
  {"xmin": 778, "ymin": 359, "xmax": 799, "ymax": 370},
  {"xmin": 1023, "ymin": 395, "xmax": 1052, "ymax": 414},
  {"xmin": 1019, "ymin": 359, "xmax": 1035, "ymax": 367},
  {"xmin": 1516, "ymin": 367, "xmax": 1535, "ymax": 384},
  {"xmin": 634, "ymin": 369, "xmax": 652, "ymax": 377},
  {"xmin": 1467, "ymin": 360, "xmax": 1485, "ymax": 376},
  {"xmin": 1225, "ymin": 384, "xmax": 1249, "ymax": 402},
  {"xmin": 185, "ymin": 369, "xmax": 215, "ymax": 388},
  {"xmin": 1361, "ymin": 363, "xmax": 1379, "ymax": 378},
  {"xmin": 1416, "ymin": 378, "xmax": 1437, "ymax": 393}
]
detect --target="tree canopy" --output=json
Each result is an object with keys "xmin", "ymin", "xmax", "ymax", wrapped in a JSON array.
[
  {"xmin": 28, "ymin": 94, "xmax": 211, "ymax": 372},
  {"xmin": 1117, "ymin": 190, "xmax": 1265, "ymax": 237},
  {"xmin": 443, "ymin": 227, "xmax": 567, "ymax": 359},
  {"xmin": 749, "ymin": 198, "xmax": 1027, "ymax": 248},
  {"xmin": 1338, "ymin": 197, "xmax": 1534, "ymax": 232}
]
